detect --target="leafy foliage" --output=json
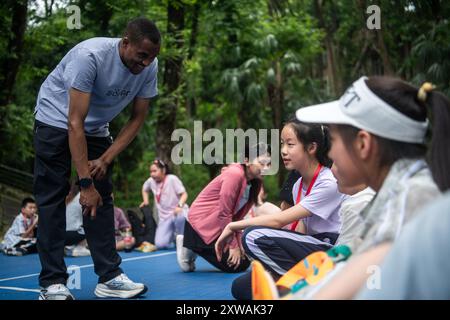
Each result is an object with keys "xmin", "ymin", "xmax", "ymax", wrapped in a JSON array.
[{"xmin": 0, "ymin": 0, "xmax": 448, "ymax": 208}]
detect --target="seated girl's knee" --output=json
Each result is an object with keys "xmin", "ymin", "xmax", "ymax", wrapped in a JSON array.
[
  {"xmin": 155, "ymin": 238, "xmax": 171, "ymax": 249},
  {"xmin": 242, "ymin": 226, "xmax": 263, "ymax": 240},
  {"xmin": 242, "ymin": 226, "xmax": 267, "ymax": 245}
]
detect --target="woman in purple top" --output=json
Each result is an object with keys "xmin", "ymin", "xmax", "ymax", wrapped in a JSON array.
[
  {"xmin": 216, "ymin": 117, "xmax": 347, "ymax": 300},
  {"xmin": 141, "ymin": 159, "xmax": 188, "ymax": 249}
]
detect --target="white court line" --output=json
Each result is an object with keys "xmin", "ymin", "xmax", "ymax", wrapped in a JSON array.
[
  {"xmin": 0, "ymin": 286, "xmax": 41, "ymax": 293},
  {"xmin": 0, "ymin": 251, "xmax": 176, "ymax": 283}
]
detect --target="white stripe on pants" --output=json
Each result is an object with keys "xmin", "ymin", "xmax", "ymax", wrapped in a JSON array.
[{"xmin": 242, "ymin": 226, "xmax": 334, "ymax": 275}]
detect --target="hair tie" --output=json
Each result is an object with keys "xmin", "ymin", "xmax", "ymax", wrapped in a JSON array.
[{"xmin": 417, "ymin": 82, "xmax": 435, "ymax": 102}]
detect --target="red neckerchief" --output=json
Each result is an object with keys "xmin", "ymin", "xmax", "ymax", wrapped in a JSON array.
[
  {"xmin": 290, "ymin": 164, "xmax": 323, "ymax": 232},
  {"xmin": 155, "ymin": 176, "xmax": 167, "ymax": 204}
]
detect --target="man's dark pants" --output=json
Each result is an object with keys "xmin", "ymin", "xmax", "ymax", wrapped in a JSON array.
[{"xmin": 33, "ymin": 120, "xmax": 123, "ymax": 288}]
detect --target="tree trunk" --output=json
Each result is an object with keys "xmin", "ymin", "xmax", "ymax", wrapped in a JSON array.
[
  {"xmin": 314, "ymin": 0, "xmax": 341, "ymax": 96},
  {"xmin": 155, "ymin": 2, "xmax": 185, "ymax": 171},
  {"xmin": 0, "ymin": 0, "xmax": 28, "ymax": 107},
  {"xmin": 268, "ymin": 0, "xmax": 288, "ymax": 17},
  {"xmin": 188, "ymin": 3, "xmax": 200, "ymax": 60},
  {"xmin": 0, "ymin": 0, "xmax": 28, "ymax": 153},
  {"xmin": 267, "ymin": 60, "xmax": 285, "ymax": 188},
  {"xmin": 44, "ymin": 0, "xmax": 55, "ymax": 17},
  {"xmin": 266, "ymin": 0, "xmax": 289, "ymax": 188},
  {"xmin": 375, "ymin": 29, "xmax": 394, "ymax": 75},
  {"xmin": 99, "ymin": 6, "xmax": 113, "ymax": 36},
  {"xmin": 355, "ymin": 0, "xmax": 393, "ymax": 75},
  {"xmin": 186, "ymin": 2, "xmax": 200, "ymax": 117}
]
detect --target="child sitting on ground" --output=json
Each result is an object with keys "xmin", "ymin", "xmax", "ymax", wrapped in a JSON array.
[
  {"xmin": 1, "ymin": 198, "xmax": 38, "ymax": 256},
  {"xmin": 115, "ymin": 205, "xmax": 136, "ymax": 252}
]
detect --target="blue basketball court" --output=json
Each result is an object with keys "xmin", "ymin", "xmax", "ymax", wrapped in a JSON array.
[{"xmin": 0, "ymin": 249, "xmax": 246, "ymax": 300}]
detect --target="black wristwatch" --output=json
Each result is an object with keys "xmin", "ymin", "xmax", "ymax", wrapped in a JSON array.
[{"xmin": 78, "ymin": 178, "xmax": 93, "ymax": 189}]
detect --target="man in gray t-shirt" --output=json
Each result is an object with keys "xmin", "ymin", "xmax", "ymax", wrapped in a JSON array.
[{"xmin": 33, "ymin": 18, "xmax": 160, "ymax": 300}]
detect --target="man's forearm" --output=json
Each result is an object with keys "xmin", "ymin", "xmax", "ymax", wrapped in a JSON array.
[
  {"xmin": 68, "ymin": 121, "xmax": 90, "ymax": 178},
  {"xmin": 99, "ymin": 116, "xmax": 145, "ymax": 165}
]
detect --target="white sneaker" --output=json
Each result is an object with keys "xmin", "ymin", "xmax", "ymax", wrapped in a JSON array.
[
  {"xmin": 94, "ymin": 273, "xmax": 147, "ymax": 299},
  {"xmin": 71, "ymin": 245, "xmax": 91, "ymax": 257},
  {"xmin": 65, "ymin": 244, "xmax": 91, "ymax": 257},
  {"xmin": 39, "ymin": 284, "xmax": 74, "ymax": 300},
  {"xmin": 64, "ymin": 245, "xmax": 75, "ymax": 256},
  {"xmin": 176, "ymin": 234, "xmax": 197, "ymax": 272}
]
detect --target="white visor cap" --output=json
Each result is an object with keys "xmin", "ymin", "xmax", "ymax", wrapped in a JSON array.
[{"xmin": 295, "ymin": 76, "xmax": 428, "ymax": 143}]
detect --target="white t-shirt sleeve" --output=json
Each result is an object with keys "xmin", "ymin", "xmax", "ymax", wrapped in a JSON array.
[
  {"xmin": 16, "ymin": 216, "xmax": 26, "ymax": 235},
  {"xmin": 170, "ymin": 175, "xmax": 186, "ymax": 195},
  {"xmin": 142, "ymin": 178, "xmax": 154, "ymax": 193},
  {"xmin": 299, "ymin": 179, "xmax": 342, "ymax": 220},
  {"xmin": 136, "ymin": 59, "xmax": 158, "ymax": 98}
]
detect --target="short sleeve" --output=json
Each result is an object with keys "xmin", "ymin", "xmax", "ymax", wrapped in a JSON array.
[
  {"xmin": 16, "ymin": 217, "xmax": 26, "ymax": 235},
  {"xmin": 299, "ymin": 179, "xmax": 342, "ymax": 220},
  {"xmin": 65, "ymin": 49, "xmax": 97, "ymax": 93},
  {"xmin": 170, "ymin": 175, "xmax": 186, "ymax": 195},
  {"xmin": 142, "ymin": 178, "xmax": 154, "ymax": 193},
  {"xmin": 136, "ymin": 59, "xmax": 158, "ymax": 98}
]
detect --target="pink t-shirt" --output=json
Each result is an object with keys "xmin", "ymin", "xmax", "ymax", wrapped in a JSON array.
[
  {"xmin": 187, "ymin": 163, "xmax": 255, "ymax": 248},
  {"xmin": 142, "ymin": 174, "xmax": 186, "ymax": 221}
]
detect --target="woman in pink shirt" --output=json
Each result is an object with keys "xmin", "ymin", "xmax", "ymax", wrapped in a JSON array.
[{"xmin": 177, "ymin": 143, "xmax": 271, "ymax": 273}]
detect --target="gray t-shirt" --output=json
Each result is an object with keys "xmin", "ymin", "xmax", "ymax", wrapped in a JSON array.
[
  {"xmin": 34, "ymin": 37, "xmax": 158, "ymax": 136},
  {"xmin": 357, "ymin": 191, "xmax": 450, "ymax": 300}
]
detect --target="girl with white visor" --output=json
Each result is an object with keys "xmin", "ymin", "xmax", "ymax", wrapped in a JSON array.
[{"xmin": 294, "ymin": 76, "xmax": 450, "ymax": 299}]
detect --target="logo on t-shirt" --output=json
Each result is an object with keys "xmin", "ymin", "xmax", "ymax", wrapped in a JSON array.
[{"xmin": 106, "ymin": 88, "xmax": 131, "ymax": 97}]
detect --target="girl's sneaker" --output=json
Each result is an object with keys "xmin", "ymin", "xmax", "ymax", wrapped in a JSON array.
[
  {"xmin": 176, "ymin": 234, "xmax": 197, "ymax": 272},
  {"xmin": 135, "ymin": 242, "xmax": 157, "ymax": 253}
]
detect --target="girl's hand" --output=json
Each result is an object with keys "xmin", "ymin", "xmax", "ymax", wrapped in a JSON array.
[
  {"xmin": 139, "ymin": 201, "xmax": 149, "ymax": 208},
  {"xmin": 227, "ymin": 246, "xmax": 243, "ymax": 270},
  {"xmin": 215, "ymin": 224, "xmax": 235, "ymax": 262},
  {"xmin": 174, "ymin": 206, "xmax": 183, "ymax": 215}
]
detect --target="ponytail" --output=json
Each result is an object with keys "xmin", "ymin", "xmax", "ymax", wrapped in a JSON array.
[{"xmin": 426, "ymin": 91, "xmax": 450, "ymax": 191}]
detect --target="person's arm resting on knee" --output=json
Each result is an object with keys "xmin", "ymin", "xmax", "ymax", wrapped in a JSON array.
[{"xmin": 89, "ymin": 96, "xmax": 150, "ymax": 180}]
